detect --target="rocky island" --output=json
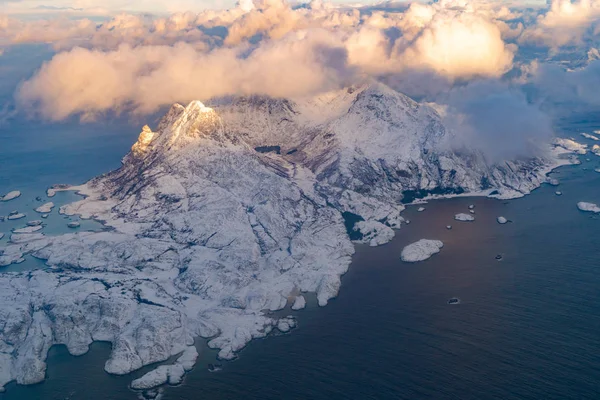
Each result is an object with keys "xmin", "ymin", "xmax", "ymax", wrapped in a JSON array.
[{"xmin": 0, "ymin": 83, "xmax": 580, "ymax": 394}]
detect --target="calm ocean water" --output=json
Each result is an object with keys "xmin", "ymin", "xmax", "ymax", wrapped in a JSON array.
[{"xmin": 1, "ymin": 58, "xmax": 600, "ymax": 400}]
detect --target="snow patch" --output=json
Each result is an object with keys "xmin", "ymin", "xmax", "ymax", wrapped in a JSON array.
[
  {"xmin": 401, "ymin": 239, "xmax": 443, "ymax": 263},
  {"xmin": 454, "ymin": 213, "xmax": 475, "ymax": 222},
  {"xmin": 277, "ymin": 316, "xmax": 297, "ymax": 333},
  {"xmin": 130, "ymin": 346, "xmax": 198, "ymax": 390},
  {"xmin": 1, "ymin": 191, "xmax": 21, "ymax": 202},
  {"xmin": 554, "ymin": 138, "xmax": 587, "ymax": 154},
  {"xmin": 291, "ymin": 295, "xmax": 306, "ymax": 310},
  {"xmin": 35, "ymin": 202, "xmax": 54, "ymax": 213},
  {"xmin": 12, "ymin": 225, "xmax": 43, "ymax": 234},
  {"xmin": 581, "ymin": 133, "xmax": 599, "ymax": 141},
  {"xmin": 577, "ymin": 202, "xmax": 600, "ymax": 213},
  {"xmin": 353, "ymin": 220, "xmax": 395, "ymax": 246}
]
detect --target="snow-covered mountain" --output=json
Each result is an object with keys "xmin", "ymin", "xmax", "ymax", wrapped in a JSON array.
[{"xmin": 0, "ymin": 83, "xmax": 570, "ymax": 394}]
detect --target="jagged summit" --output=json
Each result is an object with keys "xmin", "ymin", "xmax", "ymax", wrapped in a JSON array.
[
  {"xmin": 131, "ymin": 125, "xmax": 155, "ymax": 156},
  {"xmin": 159, "ymin": 100, "xmax": 222, "ymax": 147},
  {"xmin": 130, "ymin": 100, "xmax": 222, "ymax": 157}
]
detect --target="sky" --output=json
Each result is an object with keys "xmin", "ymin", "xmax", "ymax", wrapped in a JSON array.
[
  {"xmin": 0, "ymin": 0, "xmax": 235, "ymax": 15},
  {"xmin": 1, "ymin": 0, "xmax": 600, "ymax": 161},
  {"xmin": 6, "ymin": 0, "xmax": 268, "ymax": 14},
  {"xmin": 0, "ymin": 0, "xmax": 549, "ymax": 15}
]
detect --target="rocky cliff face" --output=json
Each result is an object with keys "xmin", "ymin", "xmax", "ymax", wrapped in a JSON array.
[{"xmin": 0, "ymin": 83, "xmax": 567, "ymax": 394}]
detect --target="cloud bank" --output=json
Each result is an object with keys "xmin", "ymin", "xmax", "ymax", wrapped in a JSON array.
[
  {"xmin": 4, "ymin": 0, "xmax": 524, "ymax": 119},
  {"xmin": 17, "ymin": 32, "xmax": 355, "ymax": 119},
  {"xmin": 520, "ymin": 0, "xmax": 600, "ymax": 47},
  {"xmin": 440, "ymin": 81, "xmax": 554, "ymax": 162}
]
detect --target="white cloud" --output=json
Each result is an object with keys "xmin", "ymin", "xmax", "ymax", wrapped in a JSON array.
[
  {"xmin": 439, "ymin": 80, "xmax": 553, "ymax": 162},
  {"xmin": 530, "ymin": 59, "xmax": 600, "ymax": 108},
  {"xmin": 0, "ymin": 0, "xmax": 557, "ymax": 120},
  {"xmin": 16, "ymin": 31, "xmax": 354, "ymax": 120},
  {"xmin": 396, "ymin": 4, "xmax": 515, "ymax": 78},
  {"xmin": 520, "ymin": 0, "xmax": 600, "ymax": 47}
]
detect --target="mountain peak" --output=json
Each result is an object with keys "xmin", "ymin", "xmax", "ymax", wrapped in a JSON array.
[
  {"xmin": 185, "ymin": 100, "xmax": 214, "ymax": 114},
  {"xmin": 167, "ymin": 100, "xmax": 222, "ymax": 145},
  {"xmin": 131, "ymin": 124, "xmax": 155, "ymax": 156},
  {"xmin": 139, "ymin": 100, "xmax": 223, "ymax": 151}
]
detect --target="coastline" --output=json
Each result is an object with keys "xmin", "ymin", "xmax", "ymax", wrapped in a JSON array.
[
  {"xmin": 4, "ymin": 153, "xmax": 599, "ymax": 400},
  {"xmin": 0, "ymin": 131, "xmax": 588, "ymax": 396}
]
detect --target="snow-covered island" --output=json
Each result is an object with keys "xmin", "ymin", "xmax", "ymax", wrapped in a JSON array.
[
  {"xmin": 554, "ymin": 138, "xmax": 587, "ymax": 155},
  {"xmin": 1, "ymin": 191, "xmax": 21, "ymax": 202},
  {"xmin": 577, "ymin": 202, "xmax": 600, "ymax": 213},
  {"xmin": 7, "ymin": 213, "xmax": 25, "ymax": 221},
  {"xmin": 12, "ymin": 225, "xmax": 43, "ymax": 234},
  {"xmin": 0, "ymin": 83, "xmax": 585, "ymax": 394},
  {"xmin": 401, "ymin": 239, "xmax": 444, "ymax": 262},
  {"xmin": 130, "ymin": 346, "xmax": 198, "ymax": 390},
  {"xmin": 35, "ymin": 202, "xmax": 55, "ymax": 213},
  {"xmin": 581, "ymin": 133, "xmax": 599, "ymax": 141},
  {"xmin": 455, "ymin": 213, "xmax": 475, "ymax": 222}
]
